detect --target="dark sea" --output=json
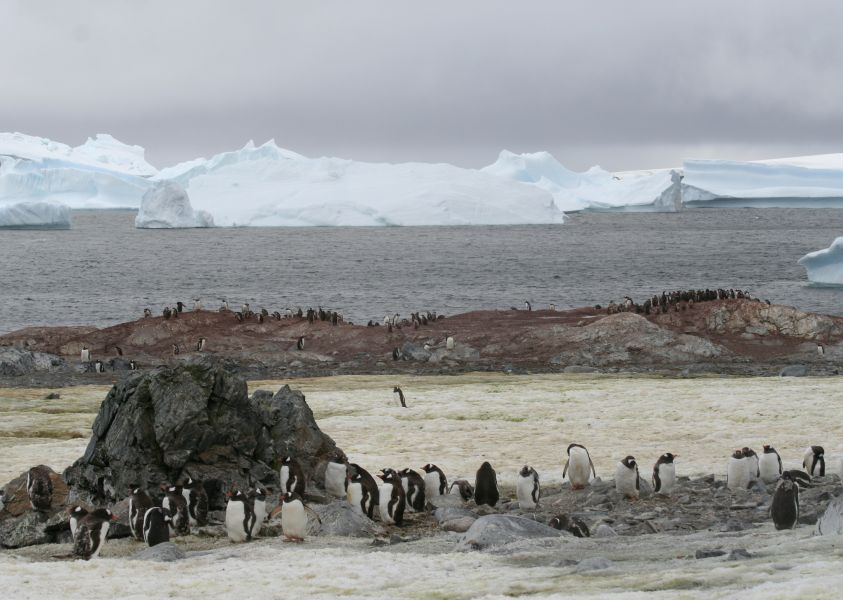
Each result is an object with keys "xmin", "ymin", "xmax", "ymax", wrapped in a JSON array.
[{"xmin": 0, "ymin": 208, "xmax": 841, "ymax": 334}]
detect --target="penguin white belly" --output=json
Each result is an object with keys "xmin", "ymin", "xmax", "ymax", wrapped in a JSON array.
[
  {"xmin": 424, "ymin": 472, "xmax": 441, "ymax": 499},
  {"xmin": 401, "ymin": 478, "xmax": 414, "ymax": 512},
  {"xmin": 727, "ymin": 458, "xmax": 749, "ymax": 490},
  {"xmin": 392, "ymin": 392, "xmax": 402, "ymax": 407},
  {"xmin": 614, "ymin": 465, "xmax": 638, "ymax": 498},
  {"xmin": 656, "ymin": 464, "xmax": 676, "ymax": 494},
  {"xmin": 91, "ymin": 522, "xmax": 109, "ymax": 558},
  {"xmin": 567, "ymin": 450, "xmax": 591, "ymax": 488},
  {"xmin": 280, "ymin": 466, "xmax": 290, "ymax": 493},
  {"xmin": 69, "ymin": 516, "xmax": 80, "ymax": 538},
  {"xmin": 225, "ymin": 502, "xmax": 250, "ymax": 542},
  {"xmin": 379, "ymin": 483, "xmax": 396, "ymax": 524},
  {"xmin": 161, "ymin": 496, "xmax": 176, "ymax": 535},
  {"xmin": 746, "ymin": 456, "xmax": 759, "ymax": 484},
  {"xmin": 325, "ymin": 463, "xmax": 347, "ymax": 497},
  {"xmin": 181, "ymin": 489, "xmax": 197, "ymax": 526},
  {"xmin": 802, "ymin": 448, "xmax": 819, "ymax": 475},
  {"xmin": 516, "ymin": 476, "xmax": 538, "ymax": 509},
  {"xmin": 759, "ymin": 454, "xmax": 780, "ymax": 483},
  {"xmin": 251, "ymin": 500, "xmax": 266, "ymax": 537},
  {"xmin": 347, "ymin": 482, "xmax": 365, "ymax": 516},
  {"xmin": 281, "ymin": 501, "xmax": 307, "ymax": 539}
]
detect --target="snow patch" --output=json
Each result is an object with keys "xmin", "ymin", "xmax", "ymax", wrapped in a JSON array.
[
  {"xmin": 135, "ymin": 181, "xmax": 213, "ymax": 229},
  {"xmin": 798, "ymin": 238, "xmax": 843, "ymax": 286}
]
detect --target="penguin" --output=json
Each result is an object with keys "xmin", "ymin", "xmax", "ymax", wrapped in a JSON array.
[
  {"xmin": 347, "ymin": 471, "xmax": 379, "ymax": 519},
  {"xmin": 297, "ymin": 336, "xmax": 305, "ymax": 351},
  {"xmin": 162, "ymin": 485, "xmax": 190, "ymax": 536},
  {"xmin": 398, "ymin": 468, "xmax": 426, "ymax": 512},
  {"xmin": 652, "ymin": 453, "xmax": 677, "ymax": 495},
  {"xmin": 273, "ymin": 311, "xmax": 282, "ymax": 320},
  {"xmin": 445, "ymin": 336, "xmax": 455, "ymax": 350},
  {"xmin": 393, "ymin": 386, "xmax": 407, "ymax": 408},
  {"xmin": 73, "ymin": 508, "xmax": 116, "ymax": 560},
  {"xmin": 377, "ymin": 470, "xmax": 406, "ymax": 525},
  {"xmin": 26, "ymin": 465, "xmax": 53, "ymax": 511},
  {"xmin": 176, "ymin": 301, "xmax": 185, "ymax": 313},
  {"xmin": 516, "ymin": 465, "xmax": 540, "ymax": 509},
  {"xmin": 257, "ymin": 313, "xmax": 265, "ymax": 324},
  {"xmin": 94, "ymin": 360, "xmax": 105, "ymax": 373},
  {"xmin": 742, "ymin": 447, "xmax": 760, "ymax": 485},
  {"xmin": 221, "ymin": 299, "xmax": 229, "ymax": 311},
  {"xmin": 67, "ymin": 505, "xmax": 88, "ymax": 538},
  {"xmin": 525, "ymin": 300, "xmax": 532, "ymax": 311},
  {"xmin": 474, "ymin": 462, "xmax": 500, "ymax": 507},
  {"xmin": 0, "ymin": 489, "xmax": 5, "ymax": 513},
  {"xmin": 193, "ymin": 298, "xmax": 202, "ymax": 311},
  {"xmin": 563, "ymin": 443, "xmax": 597, "ymax": 490},
  {"xmin": 325, "ymin": 454, "xmax": 348, "ymax": 498},
  {"xmin": 549, "ymin": 303, "xmax": 556, "ymax": 311},
  {"xmin": 143, "ymin": 507, "xmax": 171, "ymax": 547},
  {"xmin": 163, "ymin": 307, "xmax": 172, "ymax": 319},
  {"xmin": 181, "ymin": 477, "xmax": 209, "ymax": 527},
  {"xmin": 196, "ymin": 337, "xmax": 206, "ymax": 352},
  {"xmin": 803, "ymin": 446, "xmax": 826, "ymax": 476},
  {"xmin": 548, "ymin": 514, "xmax": 590, "ymax": 538},
  {"xmin": 783, "ymin": 469, "xmax": 812, "ymax": 488},
  {"xmin": 392, "ymin": 347, "xmax": 402, "ymax": 361},
  {"xmin": 114, "ymin": 346, "xmax": 123, "ymax": 357},
  {"xmin": 225, "ymin": 489, "xmax": 255, "ymax": 543},
  {"xmin": 248, "ymin": 486, "xmax": 268, "ymax": 538},
  {"xmin": 143, "ymin": 308, "xmax": 152, "ymax": 318},
  {"xmin": 771, "ymin": 471, "xmax": 800, "ymax": 530},
  {"xmin": 448, "ymin": 479, "xmax": 474, "ymax": 501},
  {"xmin": 421, "ymin": 464, "xmax": 448, "ymax": 499},
  {"xmin": 727, "ymin": 449, "xmax": 749, "ymax": 490},
  {"xmin": 278, "ymin": 456, "xmax": 306, "ymax": 496},
  {"xmin": 615, "ymin": 456, "xmax": 640, "ymax": 499},
  {"xmin": 128, "ymin": 487, "xmax": 153, "ymax": 541},
  {"xmin": 80, "ymin": 346, "xmax": 90, "ymax": 362},
  {"xmin": 818, "ymin": 343, "xmax": 825, "ymax": 356},
  {"xmin": 129, "ymin": 359, "xmax": 138, "ymax": 371},
  {"xmin": 759, "ymin": 445, "xmax": 783, "ymax": 483},
  {"xmin": 172, "ymin": 344, "xmax": 180, "ymax": 356},
  {"xmin": 279, "ymin": 492, "xmax": 307, "ymax": 541}
]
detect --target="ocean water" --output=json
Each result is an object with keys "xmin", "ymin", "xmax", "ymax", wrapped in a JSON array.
[{"xmin": 0, "ymin": 208, "xmax": 842, "ymax": 334}]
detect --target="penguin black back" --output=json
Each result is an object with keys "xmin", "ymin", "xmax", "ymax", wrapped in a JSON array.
[
  {"xmin": 143, "ymin": 507, "xmax": 171, "ymax": 547},
  {"xmin": 771, "ymin": 472, "xmax": 800, "ymax": 530},
  {"xmin": 474, "ymin": 461, "xmax": 499, "ymax": 507}
]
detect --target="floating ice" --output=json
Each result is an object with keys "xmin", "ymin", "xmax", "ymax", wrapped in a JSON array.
[
  {"xmin": 135, "ymin": 181, "xmax": 213, "ymax": 229},
  {"xmin": 798, "ymin": 237, "xmax": 843, "ymax": 285},
  {"xmin": 0, "ymin": 200, "xmax": 71, "ymax": 229}
]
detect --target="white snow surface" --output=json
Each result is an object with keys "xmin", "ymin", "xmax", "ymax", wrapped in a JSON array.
[
  {"xmin": 798, "ymin": 237, "xmax": 843, "ymax": 285},
  {"xmin": 0, "ymin": 200, "xmax": 71, "ymax": 229},
  {"xmin": 153, "ymin": 141, "xmax": 564, "ymax": 226},
  {"xmin": 482, "ymin": 150, "xmax": 682, "ymax": 212},
  {"xmin": 135, "ymin": 181, "xmax": 213, "ymax": 229}
]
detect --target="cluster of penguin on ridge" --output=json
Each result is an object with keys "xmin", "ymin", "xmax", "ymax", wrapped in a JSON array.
[
  {"xmin": 13, "ymin": 441, "xmax": 826, "ymax": 560},
  {"xmin": 602, "ymin": 288, "xmax": 768, "ymax": 315}
]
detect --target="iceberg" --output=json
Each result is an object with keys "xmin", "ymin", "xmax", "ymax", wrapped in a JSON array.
[
  {"xmin": 0, "ymin": 200, "xmax": 71, "ymax": 229},
  {"xmin": 798, "ymin": 238, "xmax": 843, "ymax": 286},
  {"xmin": 481, "ymin": 150, "xmax": 681, "ymax": 212},
  {"xmin": 683, "ymin": 154, "xmax": 843, "ymax": 207},
  {"xmin": 135, "ymin": 181, "xmax": 213, "ymax": 229},
  {"xmin": 151, "ymin": 141, "xmax": 564, "ymax": 226}
]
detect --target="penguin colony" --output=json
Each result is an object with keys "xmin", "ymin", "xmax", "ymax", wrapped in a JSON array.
[{"xmin": 605, "ymin": 288, "xmax": 769, "ymax": 316}]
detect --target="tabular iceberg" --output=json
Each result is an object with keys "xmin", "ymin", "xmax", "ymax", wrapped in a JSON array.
[
  {"xmin": 481, "ymin": 150, "xmax": 681, "ymax": 212},
  {"xmin": 135, "ymin": 181, "xmax": 213, "ymax": 228},
  {"xmin": 153, "ymin": 141, "xmax": 564, "ymax": 226},
  {"xmin": 0, "ymin": 200, "xmax": 71, "ymax": 229},
  {"xmin": 798, "ymin": 238, "xmax": 843, "ymax": 286}
]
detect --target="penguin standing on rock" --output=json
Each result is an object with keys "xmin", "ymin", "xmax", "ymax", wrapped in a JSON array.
[
  {"xmin": 378, "ymin": 470, "xmax": 406, "ymax": 525},
  {"xmin": 564, "ymin": 443, "xmax": 596, "ymax": 490},
  {"xmin": 278, "ymin": 456, "xmax": 306, "ymax": 496},
  {"xmin": 279, "ymin": 492, "xmax": 307, "ymax": 541},
  {"xmin": 421, "ymin": 464, "xmax": 448, "ymax": 499},
  {"xmin": 67, "ymin": 505, "xmax": 88, "ymax": 538},
  {"xmin": 771, "ymin": 471, "xmax": 800, "ymax": 530},
  {"xmin": 347, "ymin": 471, "xmax": 379, "ymax": 519},
  {"xmin": 759, "ymin": 445, "xmax": 783, "ymax": 483},
  {"xmin": 393, "ymin": 386, "xmax": 407, "ymax": 408},
  {"xmin": 652, "ymin": 453, "xmax": 677, "ymax": 495},
  {"xmin": 516, "ymin": 465, "xmax": 540, "ymax": 509},
  {"xmin": 196, "ymin": 337, "xmax": 207, "ymax": 352},
  {"xmin": 803, "ymin": 446, "xmax": 826, "ymax": 476},
  {"xmin": 399, "ymin": 468, "xmax": 426, "ymax": 512},
  {"xmin": 128, "ymin": 487, "xmax": 153, "ymax": 541},
  {"xmin": 615, "ymin": 456, "xmax": 640, "ymax": 499},
  {"xmin": 742, "ymin": 447, "xmax": 760, "ymax": 486},
  {"xmin": 73, "ymin": 508, "xmax": 117, "ymax": 560},
  {"xmin": 27, "ymin": 465, "xmax": 53, "ymax": 511},
  {"xmin": 162, "ymin": 485, "xmax": 190, "ymax": 536},
  {"xmin": 548, "ymin": 514, "xmax": 590, "ymax": 538},
  {"xmin": 172, "ymin": 344, "xmax": 180, "ymax": 356},
  {"xmin": 181, "ymin": 478, "xmax": 209, "ymax": 527},
  {"xmin": 474, "ymin": 462, "xmax": 500, "ymax": 507},
  {"xmin": 296, "ymin": 336, "xmax": 305, "ymax": 351},
  {"xmin": 225, "ymin": 489, "xmax": 255, "ymax": 543},
  {"xmin": 143, "ymin": 507, "xmax": 171, "ymax": 547}
]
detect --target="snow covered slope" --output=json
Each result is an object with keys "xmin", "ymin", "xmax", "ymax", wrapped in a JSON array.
[
  {"xmin": 153, "ymin": 141, "xmax": 564, "ymax": 226},
  {"xmin": 683, "ymin": 155, "xmax": 843, "ymax": 207},
  {"xmin": 481, "ymin": 150, "xmax": 681, "ymax": 212},
  {"xmin": 0, "ymin": 200, "xmax": 71, "ymax": 229},
  {"xmin": 798, "ymin": 238, "xmax": 843, "ymax": 285}
]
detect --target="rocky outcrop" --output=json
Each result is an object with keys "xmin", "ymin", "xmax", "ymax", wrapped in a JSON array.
[
  {"xmin": 0, "ymin": 346, "xmax": 65, "ymax": 376},
  {"xmin": 704, "ymin": 303, "xmax": 843, "ymax": 340},
  {"xmin": 458, "ymin": 515, "xmax": 563, "ymax": 551},
  {"xmin": 816, "ymin": 495, "xmax": 843, "ymax": 536}
]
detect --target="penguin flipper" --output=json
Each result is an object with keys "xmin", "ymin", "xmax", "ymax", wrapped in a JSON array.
[
  {"xmin": 563, "ymin": 460, "xmax": 569, "ymax": 479},
  {"xmin": 776, "ymin": 451, "xmax": 783, "ymax": 474}
]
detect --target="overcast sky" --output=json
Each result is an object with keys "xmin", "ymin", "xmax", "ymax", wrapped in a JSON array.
[{"xmin": 2, "ymin": 1, "xmax": 843, "ymax": 171}]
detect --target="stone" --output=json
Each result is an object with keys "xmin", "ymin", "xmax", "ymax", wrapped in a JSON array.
[
  {"xmin": 458, "ymin": 515, "xmax": 563, "ymax": 551},
  {"xmin": 442, "ymin": 517, "xmax": 477, "ymax": 533},
  {"xmin": 562, "ymin": 365, "xmax": 599, "ymax": 374},
  {"xmin": 45, "ymin": 392, "xmax": 61, "ymax": 400},
  {"xmin": 130, "ymin": 541, "xmax": 187, "ymax": 562},
  {"xmin": 727, "ymin": 548, "xmax": 753, "ymax": 561},
  {"xmin": 0, "ymin": 511, "xmax": 52, "ymax": 548},
  {"xmin": 311, "ymin": 501, "xmax": 386, "ymax": 537},
  {"xmin": 780, "ymin": 365, "xmax": 809, "ymax": 377},
  {"xmin": 816, "ymin": 496, "xmax": 843, "ymax": 535},
  {"xmin": 575, "ymin": 557, "xmax": 614, "ymax": 572},
  {"xmin": 593, "ymin": 524, "xmax": 617, "ymax": 538},
  {"xmin": 0, "ymin": 346, "xmax": 64, "ymax": 376},
  {"xmin": 695, "ymin": 549, "xmax": 726, "ymax": 559},
  {"xmin": 433, "ymin": 507, "xmax": 477, "ymax": 524}
]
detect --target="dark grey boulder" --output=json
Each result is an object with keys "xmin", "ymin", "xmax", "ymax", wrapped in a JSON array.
[
  {"xmin": 575, "ymin": 557, "xmax": 614, "ymax": 572},
  {"xmin": 434, "ymin": 507, "xmax": 477, "ymax": 524},
  {"xmin": 458, "ymin": 515, "xmax": 563, "ymax": 551},
  {"xmin": 311, "ymin": 500, "xmax": 386, "ymax": 537},
  {"xmin": 593, "ymin": 524, "xmax": 617, "ymax": 538},
  {"xmin": 130, "ymin": 541, "xmax": 186, "ymax": 562},
  {"xmin": 727, "ymin": 548, "xmax": 753, "ymax": 561},
  {"xmin": 780, "ymin": 365, "xmax": 809, "ymax": 377},
  {"xmin": 816, "ymin": 496, "xmax": 843, "ymax": 535},
  {"xmin": 695, "ymin": 549, "xmax": 727, "ymax": 559},
  {"xmin": 0, "ymin": 346, "xmax": 64, "ymax": 377},
  {"xmin": 0, "ymin": 512, "xmax": 52, "ymax": 548}
]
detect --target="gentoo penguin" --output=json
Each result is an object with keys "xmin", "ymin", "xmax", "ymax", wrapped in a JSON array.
[
  {"xmin": 162, "ymin": 485, "xmax": 190, "ymax": 536},
  {"xmin": 248, "ymin": 486, "xmax": 268, "ymax": 538},
  {"xmin": 0, "ymin": 489, "xmax": 5, "ymax": 512},
  {"xmin": 325, "ymin": 454, "xmax": 348, "ymax": 498},
  {"xmin": 742, "ymin": 447, "xmax": 760, "ymax": 485},
  {"xmin": 142, "ymin": 507, "xmax": 171, "ymax": 547},
  {"xmin": 445, "ymin": 336, "xmax": 455, "ymax": 350},
  {"xmin": 448, "ymin": 479, "xmax": 474, "ymax": 501},
  {"xmin": 377, "ymin": 470, "xmax": 406, "ymax": 525},
  {"xmin": 783, "ymin": 469, "xmax": 812, "ymax": 488},
  {"xmin": 128, "ymin": 487, "xmax": 153, "ymax": 541},
  {"xmin": 280, "ymin": 492, "xmax": 307, "ymax": 541},
  {"xmin": 73, "ymin": 508, "xmax": 116, "ymax": 560},
  {"xmin": 80, "ymin": 346, "xmax": 90, "ymax": 362},
  {"xmin": 818, "ymin": 343, "xmax": 825, "ymax": 356},
  {"xmin": 278, "ymin": 456, "xmax": 306, "ymax": 496},
  {"xmin": 771, "ymin": 471, "xmax": 800, "ymax": 530},
  {"xmin": 172, "ymin": 344, "xmax": 180, "ymax": 356},
  {"xmin": 548, "ymin": 514, "xmax": 590, "ymax": 538},
  {"xmin": 347, "ymin": 471, "xmax": 379, "ymax": 519},
  {"xmin": 26, "ymin": 465, "xmax": 53, "ymax": 511},
  {"xmin": 143, "ymin": 308, "xmax": 152, "ymax": 318},
  {"xmin": 615, "ymin": 456, "xmax": 640, "ymax": 499},
  {"xmin": 129, "ymin": 359, "xmax": 138, "ymax": 371},
  {"xmin": 652, "ymin": 453, "xmax": 677, "ymax": 495},
  {"xmin": 225, "ymin": 489, "xmax": 255, "ymax": 543},
  {"xmin": 525, "ymin": 300, "xmax": 532, "ymax": 311},
  {"xmin": 196, "ymin": 337, "xmax": 206, "ymax": 352},
  {"xmin": 549, "ymin": 303, "xmax": 556, "ymax": 311},
  {"xmin": 759, "ymin": 445, "xmax": 783, "ymax": 483},
  {"xmin": 421, "ymin": 464, "xmax": 448, "ymax": 499},
  {"xmin": 296, "ymin": 336, "xmax": 305, "ymax": 351},
  {"xmin": 163, "ymin": 307, "xmax": 172, "ymax": 319},
  {"xmin": 193, "ymin": 298, "xmax": 202, "ymax": 311},
  {"xmin": 393, "ymin": 386, "xmax": 407, "ymax": 408},
  {"xmin": 176, "ymin": 301, "xmax": 185, "ymax": 313},
  {"xmin": 474, "ymin": 462, "xmax": 500, "ymax": 507},
  {"xmin": 94, "ymin": 360, "xmax": 105, "ymax": 373},
  {"xmin": 803, "ymin": 446, "xmax": 826, "ymax": 476},
  {"xmin": 67, "ymin": 505, "xmax": 88, "ymax": 538},
  {"xmin": 398, "ymin": 468, "xmax": 426, "ymax": 512},
  {"xmin": 727, "ymin": 449, "xmax": 750, "ymax": 491},
  {"xmin": 516, "ymin": 465, "xmax": 541, "ymax": 509},
  {"xmin": 181, "ymin": 477, "xmax": 209, "ymax": 526},
  {"xmin": 564, "ymin": 443, "xmax": 596, "ymax": 490}
]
